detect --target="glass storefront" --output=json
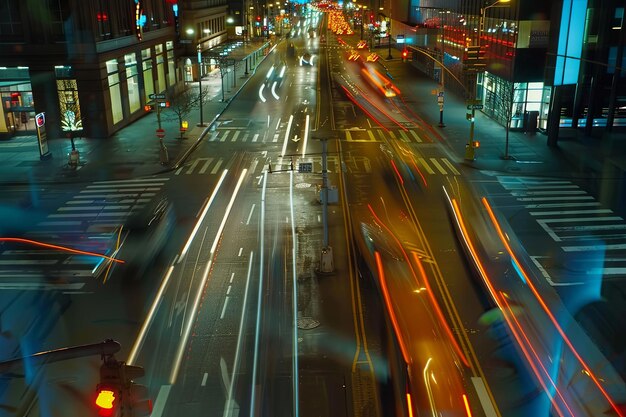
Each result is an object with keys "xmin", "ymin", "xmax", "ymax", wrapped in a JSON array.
[
  {"xmin": 141, "ymin": 48, "xmax": 154, "ymax": 102},
  {"xmin": 125, "ymin": 53, "xmax": 140, "ymax": 114},
  {"xmin": 107, "ymin": 59, "xmax": 123, "ymax": 124}
]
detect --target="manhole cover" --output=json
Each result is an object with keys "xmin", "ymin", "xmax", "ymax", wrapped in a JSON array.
[{"xmin": 297, "ymin": 317, "xmax": 320, "ymax": 329}]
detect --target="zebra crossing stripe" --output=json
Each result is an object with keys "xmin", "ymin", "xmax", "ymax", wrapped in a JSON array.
[
  {"xmin": 367, "ymin": 130, "xmax": 376, "ymax": 141},
  {"xmin": 57, "ymin": 205, "xmax": 131, "ymax": 211},
  {"xmin": 242, "ymin": 133, "xmax": 249, "ymax": 142},
  {"xmin": 417, "ymin": 158, "xmax": 435, "ymax": 174},
  {"xmin": 211, "ymin": 159, "xmax": 223, "ymax": 174},
  {"xmin": 524, "ymin": 202, "xmax": 601, "ymax": 209},
  {"xmin": 399, "ymin": 131, "xmax": 410, "ymax": 142},
  {"xmin": 199, "ymin": 158, "xmax": 214, "ymax": 174},
  {"xmin": 516, "ymin": 196, "xmax": 595, "ymax": 201},
  {"xmin": 92, "ymin": 178, "xmax": 168, "ymax": 185},
  {"xmin": 273, "ymin": 133, "xmax": 279, "ymax": 142},
  {"xmin": 232, "ymin": 131, "xmax": 241, "ymax": 142},
  {"xmin": 220, "ymin": 131, "xmax": 230, "ymax": 142},
  {"xmin": 376, "ymin": 130, "xmax": 386, "ymax": 141},
  {"xmin": 529, "ymin": 209, "xmax": 612, "ymax": 216},
  {"xmin": 429, "ymin": 158, "xmax": 447, "ymax": 174},
  {"xmin": 253, "ymin": 133, "xmax": 259, "ymax": 142},
  {"xmin": 388, "ymin": 131, "xmax": 397, "ymax": 140},
  {"xmin": 187, "ymin": 158, "xmax": 201, "ymax": 174},
  {"xmin": 512, "ymin": 190, "xmax": 587, "ymax": 196},
  {"xmin": 563, "ymin": 244, "xmax": 626, "ymax": 252},
  {"xmin": 409, "ymin": 130, "xmax": 421, "ymax": 142},
  {"xmin": 442, "ymin": 158, "xmax": 460, "ymax": 175},
  {"xmin": 345, "ymin": 131, "xmax": 353, "ymax": 141}
]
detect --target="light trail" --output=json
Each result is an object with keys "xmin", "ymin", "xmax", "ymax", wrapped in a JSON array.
[
  {"xmin": 0, "ymin": 237, "xmax": 124, "ymax": 263},
  {"xmin": 281, "ymin": 114, "xmax": 294, "ymax": 157},
  {"xmin": 179, "ymin": 169, "xmax": 228, "ymax": 260},
  {"xmin": 258, "ymin": 84, "xmax": 267, "ymax": 102},
  {"xmin": 169, "ymin": 169, "xmax": 248, "ymax": 384},
  {"xmin": 289, "ymin": 171, "xmax": 300, "ymax": 417},
  {"xmin": 302, "ymin": 114, "xmax": 310, "ymax": 158},
  {"xmin": 250, "ymin": 171, "xmax": 268, "ymax": 417}
]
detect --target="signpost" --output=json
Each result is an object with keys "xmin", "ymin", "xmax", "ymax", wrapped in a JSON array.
[
  {"xmin": 467, "ymin": 104, "xmax": 484, "ymax": 110},
  {"xmin": 298, "ymin": 162, "xmax": 313, "ymax": 173},
  {"xmin": 149, "ymin": 94, "xmax": 166, "ymax": 100}
]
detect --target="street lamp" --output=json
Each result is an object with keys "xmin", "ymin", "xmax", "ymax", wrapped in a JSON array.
[
  {"xmin": 197, "ymin": 44, "xmax": 205, "ymax": 127},
  {"xmin": 465, "ymin": 0, "xmax": 510, "ymax": 161}
]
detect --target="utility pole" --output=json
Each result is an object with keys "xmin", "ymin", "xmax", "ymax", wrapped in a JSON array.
[
  {"xmin": 318, "ymin": 138, "xmax": 334, "ymax": 274},
  {"xmin": 197, "ymin": 44, "xmax": 205, "ymax": 127}
]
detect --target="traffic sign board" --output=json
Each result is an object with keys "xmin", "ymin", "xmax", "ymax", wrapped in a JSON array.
[
  {"xmin": 156, "ymin": 128, "xmax": 165, "ymax": 138},
  {"xmin": 298, "ymin": 162, "xmax": 313, "ymax": 173},
  {"xmin": 149, "ymin": 94, "xmax": 166, "ymax": 100},
  {"xmin": 467, "ymin": 104, "xmax": 484, "ymax": 110}
]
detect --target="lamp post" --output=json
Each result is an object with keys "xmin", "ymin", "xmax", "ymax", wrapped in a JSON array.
[
  {"xmin": 197, "ymin": 44, "xmax": 205, "ymax": 127},
  {"xmin": 465, "ymin": 0, "xmax": 510, "ymax": 161}
]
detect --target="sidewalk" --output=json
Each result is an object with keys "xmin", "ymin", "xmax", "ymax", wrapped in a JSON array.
[
  {"xmin": 377, "ymin": 46, "xmax": 626, "ymax": 183},
  {"xmin": 0, "ymin": 39, "xmax": 272, "ymax": 186}
]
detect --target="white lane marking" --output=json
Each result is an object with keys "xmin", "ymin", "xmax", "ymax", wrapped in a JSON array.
[
  {"xmin": 540, "ymin": 216, "xmax": 622, "ymax": 224},
  {"xmin": 220, "ymin": 131, "xmax": 230, "ymax": 142},
  {"xmin": 530, "ymin": 256, "xmax": 585, "ymax": 286},
  {"xmin": 529, "ymin": 208, "xmax": 613, "ymax": 216},
  {"xmin": 231, "ymin": 130, "xmax": 241, "ymax": 142},
  {"xmin": 150, "ymin": 385, "xmax": 172, "ymax": 417},
  {"xmin": 230, "ymin": 272, "xmax": 235, "ymax": 283},
  {"xmin": 220, "ymin": 296, "xmax": 230, "ymax": 319},
  {"xmin": 226, "ymin": 285, "xmax": 232, "ymax": 295},
  {"xmin": 238, "ymin": 247, "xmax": 243, "ymax": 256},
  {"xmin": 253, "ymin": 133, "xmax": 259, "ymax": 142},
  {"xmin": 246, "ymin": 204, "xmax": 256, "ymax": 225},
  {"xmin": 471, "ymin": 377, "xmax": 498, "ymax": 417},
  {"xmin": 275, "ymin": 117, "xmax": 281, "ymax": 130},
  {"xmin": 201, "ymin": 372, "xmax": 208, "ymax": 386},
  {"xmin": 0, "ymin": 282, "xmax": 84, "ymax": 291},
  {"xmin": 418, "ymin": 158, "xmax": 435, "ymax": 174},
  {"xmin": 199, "ymin": 158, "xmax": 214, "ymax": 174},
  {"xmin": 93, "ymin": 178, "xmax": 169, "ymax": 185},
  {"xmin": 516, "ymin": 196, "xmax": 595, "ymax": 201},
  {"xmin": 281, "ymin": 114, "xmax": 294, "ymax": 157}
]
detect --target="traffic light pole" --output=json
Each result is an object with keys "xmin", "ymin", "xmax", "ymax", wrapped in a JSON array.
[{"xmin": 0, "ymin": 339, "xmax": 120, "ymax": 374}]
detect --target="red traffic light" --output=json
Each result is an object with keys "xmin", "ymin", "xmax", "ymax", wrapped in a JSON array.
[
  {"xmin": 256, "ymin": 15, "xmax": 261, "ymax": 21},
  {"xmin": 95, "ymin": 387, "xmax": 117, "ymax": 417}
]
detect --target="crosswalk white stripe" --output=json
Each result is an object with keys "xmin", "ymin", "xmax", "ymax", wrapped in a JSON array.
[
  {"xmin": 367, "ymin": 130, "xmax": 376, "ymax": 141},
  {"xmin": 87, "ymin": 182, "xmax": 166, "ymax": 189},
  {"xmin": 39, "ymin": 221, "xmax": 83, "ymax": 226},
  {"xmin": 48, "ymin": 212, "xmax": 130, "ymax": 218},
  {"xmin": 0, "ymin": 260, "xmax": 59, "ymax": 265},
  {"xmin": 273, "ymin": 133, "xmax": 279, "ymax": 142},
  {"xmin": 0, "ymin": 282, "xmax": 85, "ymax": 291},
  {"xmin": 524, "ymin": 202, "xmax": 601, "ymax": 209},
  {"xmin": 377, "ymin": 130, "xmax": 386, "ymax": 141},
  {"xmin": 502, "ymin": 184, "xmax": 580, "ymax": 190},
  {"xmin": 199, "ymin": 158, "xmax": 214, "ymax": 174},
  {"xmin": 252, "ymin": 133, "xmax": 259, "ymax": 142},
  {"xmin": 57, "ymin": 206, "xmax": 132, "ymax": 211},
  {"xmin": 242, "ymin": 133, "xmax": 249, "ymax": 142},
  {"xmin": 516, "ymin": 196, "xmax": 595, "ymax": 201},
  {"xmin": 345, "ymin": 131, "xmax": 353, "ymax": 141},
  {"xmin": 417, "ymin": 158, "xmax": 435, "ymax": 174},
  {"xmin": 232, "ymin": 130, "xmax": 241, "ymax": 142},
  {"xmin": 498, "ymin": 177, "xmax": 571, "ymax": 185},
  {"xmin": 441, "ymin": 158, "xmax": 460, "ymax": 175},
  {"xmin": 92, "ymin": 178, "xmax": 168, "ymax": 185},
  {"xmin": 563, "ymin": 244, "xmax": 626, "ymax": 252},
  {"xmin": 529, "ymin": 209, "xmax": 612, "ymax": 216},
  {"xmin": 409, "ymin": 130, "xmax": 421, "ymax": 142},
  {"xmin": 539, "ymin": 216, "xmax": 623, "ymax": 224},
  {"xmin": 175, "ymin": 166, "xmax": 184, "ymax": 175},
  {"xmin": 186, "ymin": 158, "xmax": 201, "ymax": 174},
  {"xmin": 388, "ymin": 131, "xmax": 397, "ymax": 140},
  {"xmin": 220, "ymin": 131, "xmax": 230, "ymax": 142},
  {"xmin": 399, "ymin": 130, "xmax": 410, "ymax": 142},
  {"xmin": 72, "ymin": 193, "xmax": 156, "ymax": 199},
  {"xmin": 430, "ymin": 158, "xmax": 447, "ymax": 174},
  {"xmin": 79, "ymin": 188, "xmax": 161, "ymax": 194},
  {"xmin": 211, "ymin": 159, "xmax": 223, "ymax": 174},
  {"xmin": 511, "ymin": 190, "xmax": 587, "ymax": 196},
  {"xmin": 552, "ymin": 224, "xmax": 626, "ymax": 232}
]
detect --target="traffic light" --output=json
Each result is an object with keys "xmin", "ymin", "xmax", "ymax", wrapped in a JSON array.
[
  {"xmin": 464, "ymin": 45, "xmax": 486, "ymax": 72},
  {"xmin": 144, "ymin": 104, "xmax": 154, "ymax": 112},
  {"xmin": 95, "ymin": 358, "xmax": 152, "ymax": 417},
  {"xmin": 402, "ymin": 49, "xmax": 408, "ymax": 62}
]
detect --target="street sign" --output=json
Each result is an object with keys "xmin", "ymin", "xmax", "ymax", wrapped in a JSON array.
[
  {"xmin": 298, "ymin": 162, "xmax": 313, "ymax": 173},
  {"xmin": 156, "ymin": 128, "xmax": 165, "ymax": 138},
  {"xmin": 467, "ymin": 104, "xmax": 484, "ymax": 110},
  {"xmin": 149, "ymin": 94, "xmax": 166, "ymax": 100}
]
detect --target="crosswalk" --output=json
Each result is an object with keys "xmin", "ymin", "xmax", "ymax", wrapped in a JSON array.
[
  {"xmin": 497, "ymin": 176, "xmax": 626, "ymax": 277},
  {"xmin": 206, "ymin": 127, "xmax": 429, "ymax": 144},
  {"xmin": 0, "ymin": 177, "xmax": 169, "ymax": 292}
]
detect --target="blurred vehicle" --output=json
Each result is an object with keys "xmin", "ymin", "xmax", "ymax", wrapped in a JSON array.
[
  {"xmin": 356, "ymin": 40, "xmax": 367, "ymax": 49},
  {"xmin": 119, "ymin": 196, "xmax": 174, "ymax": 279}
]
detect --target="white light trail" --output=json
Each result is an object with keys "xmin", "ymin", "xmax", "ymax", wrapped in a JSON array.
[
  {"xmin": 179, "ymin": 169, "xmax": 228, "ymax": 260},
  {"xmin": 289, "ymin": 171, "xmax": 300, "ymax": 417},
  {"xmin": 281, "ymin": 114, "xmax": 294, "ymax": 157},
  {"xmin": 271, "ymin": 81, "xmax": 280, "ymax": 100},
  {"xmin": 302, "ymin": 114, "xmax": 310, "ymax": 158},
  {"xmin": 170, "ymin": 169, "xmax": 248, "ymax": 384},
  {"xmin": 258, "ymin": 84, "xmax": 267, "ymax": 102}
]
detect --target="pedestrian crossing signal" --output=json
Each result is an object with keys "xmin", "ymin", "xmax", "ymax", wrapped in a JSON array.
[
  {"xmin": 402, "ymin": 49, "xmax": 408, "ymax": 61},
  {"xmin": 473, "ymin": 140, "xmax": 480, "ymax": 148},
  {"xmin": 95, "ymin": 387, "xmax": 118, "ymax": 417}
]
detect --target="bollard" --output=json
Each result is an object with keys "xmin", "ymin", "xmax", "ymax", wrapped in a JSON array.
[{"xmin": 68, "ymin": 149, "xmax": 80, "ymax": 169}]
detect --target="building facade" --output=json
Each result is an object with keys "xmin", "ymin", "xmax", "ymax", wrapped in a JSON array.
[{"xmin": 0, "ymin": 0, "xmax": 232, "ymax": 140}]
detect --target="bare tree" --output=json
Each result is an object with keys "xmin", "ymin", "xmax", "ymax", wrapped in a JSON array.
[
  {"xmin": 164, "ymin": 87, "xmax": 208, "ymax": 139},
  {"xmin": 208, "ymin": 55, "xmax": 235, "ymax": 102}
]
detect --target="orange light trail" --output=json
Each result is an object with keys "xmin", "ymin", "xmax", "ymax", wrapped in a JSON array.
[
  {"xmin": 462, "ymin": 394, "xmax": 473, "ymax": 417},
  {"xmin": 374, "ymin": 251, "xmax": 411, "ymax": 364},
  {"xmin": 0, "ymin": 237, "xmax": 124, "ymax": 263},
  {"xmin": 410, "ymin": 158, "xmax": 428, "ymax": 187},
  {"xmin": 340, "ymin": 85, "xmax": 389, "ymax": 131},
  {"xmin": 481, "ymin": 197, "xmax": 624, "ymax": 417},
  {"xmin": 389, "ymin": 160, "xmax": 404, "ymax": 186},
  {"xmin": 353, "ymin": 81, "xmax": 408, "ymax": 131},
  {"xmin": 448, "ymin": 197, "xmax": 569, "ymax": 416},
  {"xmin": 406, "ymin": 393, "xmax": 415, "ymax": 417},
  {"xmin": 411, "ymin": 252, "xmax": 470, "ymax": 368}
]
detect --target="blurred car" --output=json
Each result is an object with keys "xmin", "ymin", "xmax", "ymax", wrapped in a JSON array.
[{"xmin": 119, "ymin": 196, "xmax": 174, "ymax": 279}]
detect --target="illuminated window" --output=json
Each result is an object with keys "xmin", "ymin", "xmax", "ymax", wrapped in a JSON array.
[
  {"xmin": 106, "ymin": 59, "xmax": 123, "ymax": 124},
  {"xmin": 125, "ymin": 53, "xmax": 140, "ymax": 113}
]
